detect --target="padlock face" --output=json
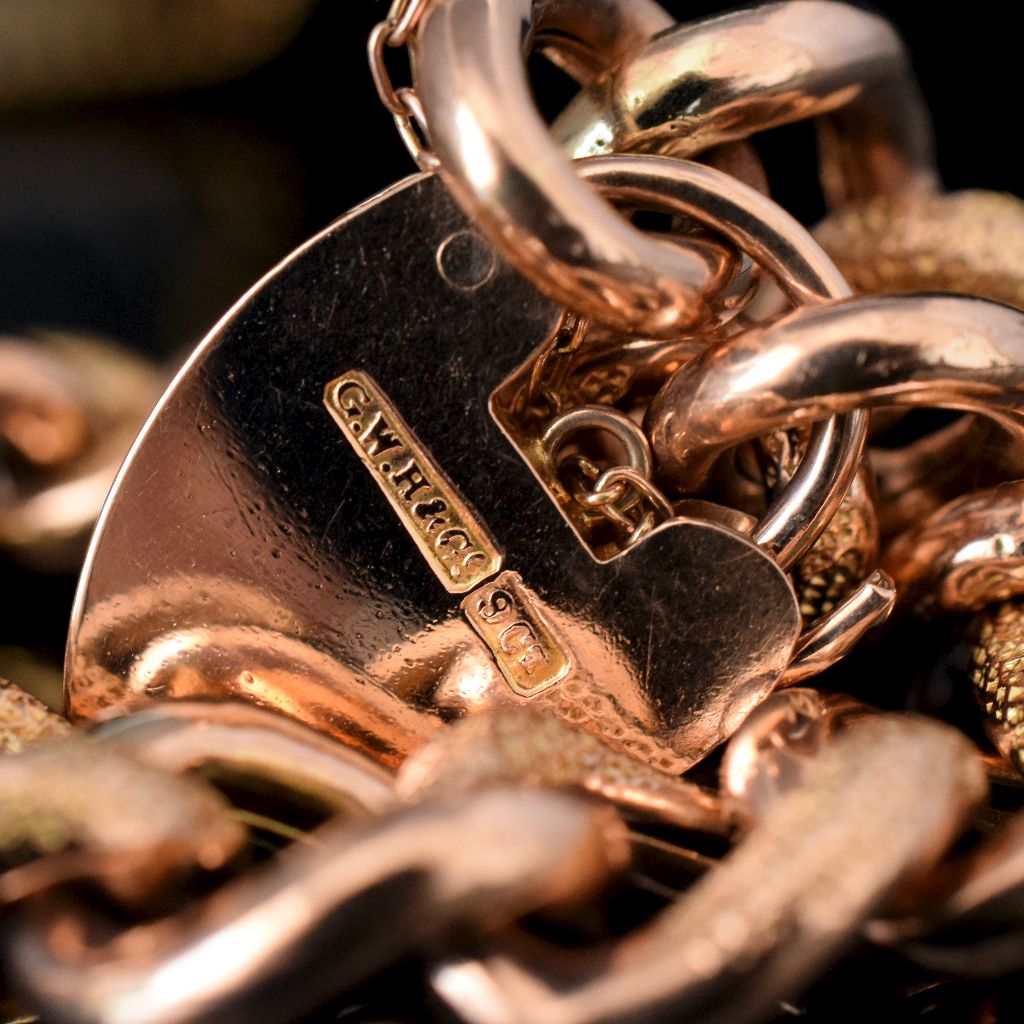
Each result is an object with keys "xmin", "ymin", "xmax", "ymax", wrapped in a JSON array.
[{"xmin": 67, "ymin": 174, "xmax": 800, "ymax": 773}]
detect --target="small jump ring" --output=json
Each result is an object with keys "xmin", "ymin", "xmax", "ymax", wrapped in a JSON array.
[
  {"xmin": 387, "ymin": 0, "xmax": 430, "ymax": 47},
  {"xmin": 593, "ymin": 465, "xmax": 675, "ymax": 524},
  {"xmin": 393, "ymin": 87, "xmax": 438, "ymax": 172},
  {"xmin": 541, "ymin": 405, "xmax": 653, "ymax": 480}
]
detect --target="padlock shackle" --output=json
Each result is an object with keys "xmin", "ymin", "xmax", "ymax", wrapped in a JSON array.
[{"xmin": 574, "ymin": 155, "xmax": 864, "ymax": 569}]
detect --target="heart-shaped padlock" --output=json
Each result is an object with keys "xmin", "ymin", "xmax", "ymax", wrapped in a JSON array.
[{"xmin": 67, "ymin": 157, "xmax": 859, "ymax": 773}]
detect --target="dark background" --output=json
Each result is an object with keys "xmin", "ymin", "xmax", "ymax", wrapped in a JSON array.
[{"xmin": 0, "ymin": 0, "xmax": 1016, "ymax": 682}]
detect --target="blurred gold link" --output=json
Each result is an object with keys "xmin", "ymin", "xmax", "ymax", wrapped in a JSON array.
[
  {"xmin": 720, "ymin": 688, "xmax": 875, "ymax": 830},
  {"xmin": 0, "ymin": 0, "xmax": 317, "ymax": 108},
  {"xmin": 0, "ymin": 737, "xmax": 245, "ymax": 907},
  {"xmin": 870, "ymin": 804, "xmax": 1024, "ymax": 976},
  {"xmin": 11, "ymin": 788, "xmax": 628, "ymax": 1024},
  {"xmin": 724, "ymin": 693, "xmax": 1024, "ymax": 976},
  {"xmin": 433, "ymin": 715, "xmax": 986, "ymax": 1024},
  {"xmin": 870, "ymin": 415, "xmax": 1024, "ymax": 543},
  {"xmin": 396, "ymin": 708, "xmax": 732, "ymax": 903},
  {"xmin": 722, "ymin": 688, "xmax": 1016, "ymax": 820},
  {"xmin": 815, "ymin": 190, "xmax": 1024, "ymax": 309},
  {"xmin": 0, "ymin": 332, "xmax": 163, "ymax": 571},
  {"xmin": 883, "ymin": 480, "xmax": 1024, "ymax": 616},
  {"xmin": 396, "ymin": 707, "xmax": 728, "ymax": 837},
  {"xmin": 0, "ymin": 679, "xmax": 70, "ymax": 755},
  {"xmin": 881, "ymin": 483, "xmax": 1024, "ymax": 783},
  {"xmin": 92, "ymin": 700, "xmax": 398, "ymax": 820}
]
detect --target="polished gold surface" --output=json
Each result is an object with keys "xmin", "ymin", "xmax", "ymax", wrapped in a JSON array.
[
  {"xmin": 413, "ymin": 0, "xmax": 932, "ymax": 334},
  {"xmin": 568, "ymin": 155, "xmax": 863, "ymax": 570},
  {"xmin": 557, "ymin": 1, "xmax": 935, "ymax": 205},
  {"xmin": 81, "ymin": 618, "xmax": 443, "ymax": 770},
  {"xmin": 324, "ymin": 371, "xmax": 503, "ymax": 594},
  {"xmin": 815, "ymin": 186, "xmax": 1024, "ymax": 549},
  {"xmin": 68, "ymin": 167, "xmax": 815, "ymax": 776},
  {"xmin": 781, "ymin": 570, "xmax": 895, "ymax": 686},
  {"xmin": 8, "ymin": 4, "xmax": 1021, "ymax": 1018},
  {"xmin": 414, "ymin": 0, "xmax": 718, "ymax": 336},
  {"xmin": 648, "ymin": 294, "xmax": 1024, "ymax": 492},
  {"xmin": 545, "ymin": 330, "xmax": 708, "ymax": 413}
]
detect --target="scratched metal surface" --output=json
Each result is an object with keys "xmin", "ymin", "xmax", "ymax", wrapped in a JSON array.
[{"xmin": 66, "ymin": 173, "xmax": 799, "ymax": 773}]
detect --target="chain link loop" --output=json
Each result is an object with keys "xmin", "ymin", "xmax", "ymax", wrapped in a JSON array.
[{"xmin": 368, "ymin": 1, "xmax": 438, "ymax": 169}]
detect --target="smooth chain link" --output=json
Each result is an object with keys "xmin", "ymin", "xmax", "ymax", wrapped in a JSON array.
[{"xmin": 368, "ymin": 0, "xmax": 439, "ymax": 170}]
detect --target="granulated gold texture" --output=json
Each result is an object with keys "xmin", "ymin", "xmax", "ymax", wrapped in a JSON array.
[{"xmin": 0, "ymin": 680, "xmax": 70, "ymax": 756}]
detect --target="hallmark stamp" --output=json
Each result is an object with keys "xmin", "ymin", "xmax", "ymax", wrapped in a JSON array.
[
  {"xmin": 462, "ymin": 571, "xmax": 571, "ymax": 697},
  {"xmin": 324, "ymin": 371, "xmax": 502, "ymax": 594}
]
